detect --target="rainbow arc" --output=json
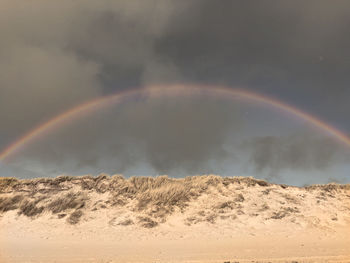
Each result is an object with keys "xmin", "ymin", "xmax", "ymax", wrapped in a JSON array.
[{"xmin": 1, "ymin": 85, "xmax": 349, "ymax": 162}]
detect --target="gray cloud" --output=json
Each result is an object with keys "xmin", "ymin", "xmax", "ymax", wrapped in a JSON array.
[
  {"xmin": 0, "ymin": 0, "xmax": 191, "ymax": 148},
  {"xmin": 5, "ymin": 95, "xmax": 350, "ymax": 186},
  {"xmin": 1, "ymin": 0, "xmax": 350, "ymax": 147},
  {"xmin": 242, "ymin": 134, "xmax": 350, "ymax": 177},
  {"xmin": 11, "ymin": 96, "xmax": 240, "ymax": 176},
  {"xmin": 0, "ymin": 0, "xmax": 349, "ymax": 185},
  {"xmin": 153, "ymin": 0, "xmax": 350, "ymax": 127}
]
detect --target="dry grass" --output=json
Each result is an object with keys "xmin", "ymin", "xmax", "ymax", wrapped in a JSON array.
[
  {"xmin": 117, "ymin": 219, "xmax": 134, "ymax": 226},
  {"xmin": 215, "ymin": 201, "xmax": 236, "ymax": 210},
  {"xmin": 0, "ymin": 195, "xmax": 23, "ymax": 212},
  {"xmin": 234, "ymin": 193, "xmax": 245, "ymax": 202},
  {"xmin": 47, "ymin": 192, "xmax": 87, "ymax": 214},
  {"xmin": 0, "ymin": 178, "xmax": 19, "ymax": 192},
  {"xmin": 270, "ymin": 207, "xmax": 300, "ymax": 219},
  {"xmin": 259, "ymin": 203, "xmax": 270, "ymax": 212},
  {"xmin": 18, "ymin": 200, "xmax": 45, "ymax": 217},
  {"xmin": 67, "ymin": 210, "xmax": 83, "ymax": 225},
  {"xmin": 137, "ymin": 216, "xmax": 158, "ymax": 228},
  {"xmin": 0, "ymin": 174, "xmax": 274, "ymax": 196}
]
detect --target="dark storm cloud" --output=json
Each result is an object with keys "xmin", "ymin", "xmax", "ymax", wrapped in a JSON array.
[
  {"xmin": 0, "ymin": 0, "xmax": 190, "ymax": 149},
  {"xmin": 243, "ymin": 134, "xmax": 350, "ymax": 176},
  {"xmin": 12, "ymin": 97, "xmax": 240, "ymax": 176},
  {"xmin": 1, "ymin": 1, "xmax": 350, "ymax": 145},
  {"xmin": 1, "ymin": 0, "xmax": 350, "ymax": 182},
  {"xmin": 114, "ymin": 98, "xmax": 239, "ymax": 173},
  {"xmin": 152, "ymin": 1, "xmax": 350, "ymax": 125}
]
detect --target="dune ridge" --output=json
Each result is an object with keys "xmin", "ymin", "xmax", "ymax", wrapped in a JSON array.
[{"xmin": 0, "ymin": 174, "xmax": 349, "ymax": 227}]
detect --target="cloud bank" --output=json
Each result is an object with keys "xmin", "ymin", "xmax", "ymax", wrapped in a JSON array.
[{"xmin": 0, "ymin": 1, "xmax": 349, "ymax": 185}]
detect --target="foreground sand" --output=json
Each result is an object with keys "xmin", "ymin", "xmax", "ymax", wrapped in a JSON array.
[{"xmin": 0, "ymin": 175, "xmax": 349, "ymax": 263}]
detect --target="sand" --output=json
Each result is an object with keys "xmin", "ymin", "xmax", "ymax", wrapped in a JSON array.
[{"xmin": 0, "ymin": 175, "xmax": 349, "ymax": 263}]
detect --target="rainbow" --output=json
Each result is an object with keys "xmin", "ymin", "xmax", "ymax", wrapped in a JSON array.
[{"xmin": 0, "ymin": 84, "xmax": 349, "ymax": 162}]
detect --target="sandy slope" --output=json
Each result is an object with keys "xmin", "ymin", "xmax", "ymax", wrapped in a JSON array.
[{"xmin": 0, "ymin": 175, "xmax": 349, "ymax": 263}]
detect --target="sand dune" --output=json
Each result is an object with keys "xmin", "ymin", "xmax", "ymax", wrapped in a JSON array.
[{"xmin": 0, "ymin": 175, "xmax": 349, "ymax": 263}]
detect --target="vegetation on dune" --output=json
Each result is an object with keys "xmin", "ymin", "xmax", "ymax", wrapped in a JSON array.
[
  {"xmin": 47, "ymin": 192, "xmax": 87, "ymax": 214},
  {"xmin": 66, "ymin": 210, "xmax": 83, "ymax": 225},
  {"xmin": 0, "ymin": 194, "xmax": 23, "ymax": 212},
  {"xmin": 0, "ymin": 174, "xmax": 348, "ymax": 227}
]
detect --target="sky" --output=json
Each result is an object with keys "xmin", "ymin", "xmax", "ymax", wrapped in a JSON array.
[{"xmin": 0, "ymin": 0, "xmax": 349, "ymax": 185}]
